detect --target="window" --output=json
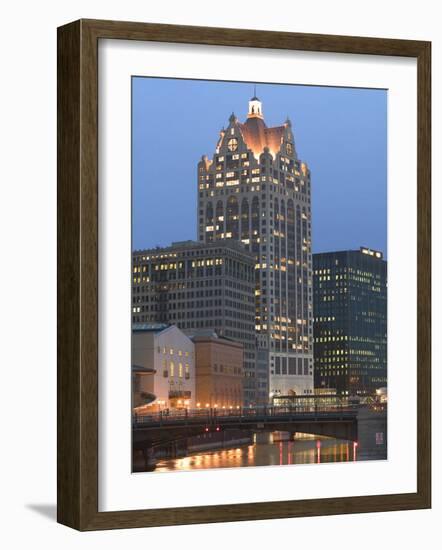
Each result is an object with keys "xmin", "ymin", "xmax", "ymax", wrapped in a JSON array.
[{"xmin": 227, "ymin": 138, "xmax": 238, "ymax": 151}]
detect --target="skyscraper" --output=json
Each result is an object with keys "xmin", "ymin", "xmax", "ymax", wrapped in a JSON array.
[
  {"xmin": 197, "ymin": 94, "xmax": 314, "ymax": 401},
  {"xmin": 313, "ymin": 247, "xmax": 387, "ymax": 396}
]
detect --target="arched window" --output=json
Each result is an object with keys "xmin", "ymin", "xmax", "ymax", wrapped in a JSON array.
[
  {"xmin": 206, "ymin": 202, "xmax": 214, "ymax": 223},
  {"xmin": 287, "ymin": 199, "xmax": 295, "ymax": 261},
  {"xmin": 241, "ymin": 198, "xmax": 250, "ymax": 245},
  {"xmin": 251, "ymin": 196, "xmax": 260, "ymax": 256},
  {"xmin": 274, "ymin": 198, "xmax": 280, "ymax": 262},
  {"xmin": 226, "ymin": 196, "xmax": 239, "ymax": 240},
  {"xmin": 206, "ymin": 202, "xmax": 214, "ymax": 242},
  {"xmin": 216, "ymin": 200, "xmax": 224, "ymax": 239},
  {"xmin": 274, "ymin": 197, "xmax": 279, "ymax": 230}
]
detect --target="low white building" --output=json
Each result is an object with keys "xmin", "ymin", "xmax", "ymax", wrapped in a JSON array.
[{"xmin": 132, "ymin": 324, "xmax": 196, "ymax": 411}]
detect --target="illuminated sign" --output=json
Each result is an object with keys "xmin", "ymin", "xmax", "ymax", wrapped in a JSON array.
[{"xmin": 360, "ymin": 247, "xmax": 383, "ymax": 259}]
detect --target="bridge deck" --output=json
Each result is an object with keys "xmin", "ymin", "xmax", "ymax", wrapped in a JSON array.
[{"xmin": 133, "ymin": 406, "xmax": 358, "ymax": 430}]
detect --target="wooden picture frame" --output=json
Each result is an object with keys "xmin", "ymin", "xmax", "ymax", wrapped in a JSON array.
[{"xmin": 57, "ymin": 18, "xmax": 431, "ymax": 531}]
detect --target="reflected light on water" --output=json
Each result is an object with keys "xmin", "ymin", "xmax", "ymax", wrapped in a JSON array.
[{"xmin": 153, "ymin": 434, "xmax": 361, "ymax": 473}]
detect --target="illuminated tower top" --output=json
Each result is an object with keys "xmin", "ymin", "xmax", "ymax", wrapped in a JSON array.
[{"xmin": 248, "ymin": 87, "xmax": 263, "ymax": 119}]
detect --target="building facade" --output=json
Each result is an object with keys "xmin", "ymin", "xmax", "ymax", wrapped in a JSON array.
[
  {"xmin": 313, "ymin": 247, "xmax": 387, "ymax": 396},
  {"xmin": 191, "ymin": 330, "xmax": 244, "ymax": 409},
  {"xmin": 197, "ymin": 95, "xmax": 314, "ymax": 399},
  {"xmin": 132, "ymin": 240, "xmax": 257, "ymax": 403},
  {"xmin": 132, "ymin": 324, "xmax": 196, "ymax": 410}
]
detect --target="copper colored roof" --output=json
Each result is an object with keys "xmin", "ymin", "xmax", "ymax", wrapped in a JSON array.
[{"xmin": 239, "ymin": 116, "xmax": 285, "ymax": 157}]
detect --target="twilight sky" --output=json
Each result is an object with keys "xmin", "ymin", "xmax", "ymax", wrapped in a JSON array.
[{"xmin": 132, "ymin": 77, "xmax": 387, "ymax": 256}]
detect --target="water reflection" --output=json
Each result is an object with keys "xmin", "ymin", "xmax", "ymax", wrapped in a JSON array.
[{"xmin": 154, "ymin": 432, "xmax": 367, "ymax": 473}]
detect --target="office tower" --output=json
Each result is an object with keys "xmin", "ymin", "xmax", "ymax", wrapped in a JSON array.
[
  {"xmin": 197, "ymin": 94, "xmax": 314, "ymax": 401},
  {"xmin": 313, "ymin": 247, "xmax": 387, "ymax": 396}
]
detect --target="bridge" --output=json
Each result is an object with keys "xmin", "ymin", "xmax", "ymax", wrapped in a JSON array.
[{"xmin": 133, "ymin": 406, "xmax": 358, "ymax": 465}]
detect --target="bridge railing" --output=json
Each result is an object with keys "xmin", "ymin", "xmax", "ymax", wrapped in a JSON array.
[{"xmin": 132, "ymin": 404, "xmax": 358, "ymax": 427}]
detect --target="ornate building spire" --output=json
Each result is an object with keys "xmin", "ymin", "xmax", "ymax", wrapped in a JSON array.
[{"xmin": 248, "ymin": 87, "xmax": 263, "ymax": 119}]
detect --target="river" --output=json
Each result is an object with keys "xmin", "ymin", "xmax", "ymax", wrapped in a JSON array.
[{"xmin": 153, "ymin": 408, "xmax": 387, "ymax": 472}]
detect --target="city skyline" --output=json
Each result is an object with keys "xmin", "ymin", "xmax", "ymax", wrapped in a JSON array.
[
  {"xmin": 132, "ymin": 77, "xmax": 387, "ymax": 256},
  {"xmin": 131, "ymin": 79, "xmax": 388, "ymax": 471}
]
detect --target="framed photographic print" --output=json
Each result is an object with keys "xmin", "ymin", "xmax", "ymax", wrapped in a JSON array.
[{"xmin": 57, "ymin": 19, "xmax": 431, "ymax": 530}]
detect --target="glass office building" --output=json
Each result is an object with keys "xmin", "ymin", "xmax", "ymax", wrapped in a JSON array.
[{"xmin": 313, "ymin": 247, "xmax": 387, "ymax": 396}]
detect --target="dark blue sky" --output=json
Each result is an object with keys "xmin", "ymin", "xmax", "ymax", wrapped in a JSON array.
[{"xmin": 132, "ymin": 78, "xmax": 387, "ymax": 256}]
